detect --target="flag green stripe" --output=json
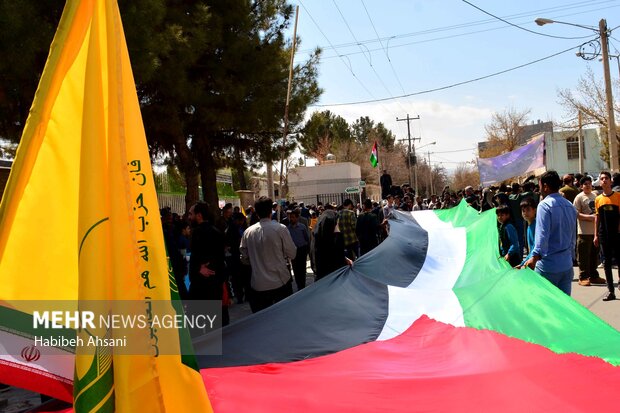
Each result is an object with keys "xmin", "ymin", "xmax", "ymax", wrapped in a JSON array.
[{"xmin": 437, "ymin": 201, "xmax": 620, "ymax": 365}]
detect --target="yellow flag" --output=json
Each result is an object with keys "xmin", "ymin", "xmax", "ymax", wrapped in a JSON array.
[{"xmin": 0, "ymin": 0, "xmax": 212, "ymax": 411}]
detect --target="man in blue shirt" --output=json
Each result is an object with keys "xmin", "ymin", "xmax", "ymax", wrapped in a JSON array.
[{"xmin": 524, "ymin": 171, "xmax": 577, "ymax": 295}]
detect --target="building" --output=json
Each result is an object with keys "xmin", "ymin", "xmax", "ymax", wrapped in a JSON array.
[
  {"xmin": 477, "ymin": 124, "xmax": 608, "ymax": 182},
  {"xmin": 543, "ymin": 128, "xmax": 608, "ymax": 176},
  {"xmin": 288, "ymin": 161, "xmax": 362, "ymax": 206}
]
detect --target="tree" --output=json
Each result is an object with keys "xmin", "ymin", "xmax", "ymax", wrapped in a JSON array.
[
  {"xmin": 0, "ymin": 0, "xmax": 165, "ymax": 144},
  {"xmin": 557, "ymin": 67, "xmax": 620, "ymax": 165},
  {"xmin": 480, "ymin": 107, "xmax": 531, "ymax": 158},
  {"xmin": 299, "ymin": 111, "xmax": 351, "ymax": 162},
  {"xmin": 140, "ymin": 0, "xmax": 321, "ymax": 214},
  {"xmin": 451, "ymin": 163, "xmax": 480, "ymax": 190},
  {"xmin": 414, "ymin": 158, "xmax": 449, "ymax": 198},
  {"xmin": 0, "ymin": 1, "xmax": 64, "ymax": 143}
]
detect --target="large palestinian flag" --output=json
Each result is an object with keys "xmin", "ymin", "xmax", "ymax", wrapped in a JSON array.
[{"xmin": 197, "ymin": 203, "xmax": 620, "ymax": 412}]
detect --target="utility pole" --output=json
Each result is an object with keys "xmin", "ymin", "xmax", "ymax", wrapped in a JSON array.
[
  {"xmin": 396, "ymin": 114, "xmax": 420, "ymax": 193},
  {"xmin": 600, "ymin": 19, "xmax": 619, "ymax": 172},
  {"xmin": 279, "ymin": 6, "xmax": 299, "ymax": 198},
  {"xmin": 428, "ymin": 151, "xmax": 434, "ymax": 195},
  {"xmin": 578, "ymin": 111, "xmax": 584, "ymax": 174},
  {"xmin": 276, "ymin": 5, "xmax": 299, "ymax": 221}
]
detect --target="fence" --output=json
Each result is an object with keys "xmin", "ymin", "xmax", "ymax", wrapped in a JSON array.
[
  {"xmin": 156, "ymin": 193, "xmax": 242, "ymax": 216},
  {"xmin": 290, "ymin": 192, "xmax": 368, "ymax": 207},
  {"xmin": 156, "ymin": 193, "xmax": 187, "ymax": 215}
]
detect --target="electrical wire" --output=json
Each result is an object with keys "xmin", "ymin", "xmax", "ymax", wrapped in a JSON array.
[
  {"xmin": 332, "ymin": 0, "xmax": 395, "ymax": 98},
  {"xmin": 298, "ymin": 0, "xmax": 616, "ymax": 54},
  {"xmin": 298, "ymin": 0, "xmax": 411, "ymax": 145},
  {"xmin": 360, "ymin": 0, "xmax": 407, "ymax": 94},
  {"xmin": 297, "ymin": 4, "xmax": 619, "ymax": 65},
  {"xmin": 298, "ymin": 0, "xmax": 378, "ymax": 100},
  {"xmin": 431, "ymin": 148, "xmax": 478, "ymax": 154},
  {"xmin": 461, "ymin": 0, "xmax": 595, "ymax": 40},
  {"xmin": 312, "ymin": 41, "xmax": 596, "ymax": 107}
]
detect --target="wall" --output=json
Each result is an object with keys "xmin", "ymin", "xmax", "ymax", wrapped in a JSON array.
[
  {"xmin": 544, "ymin": 128, "xmax": 608, "ymax": 176},
  {"xmin": 288, "ymin": 162, "xmax": 361, "ymax": 204}
]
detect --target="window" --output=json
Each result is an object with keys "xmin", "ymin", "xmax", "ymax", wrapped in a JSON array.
[{"xmin": 566, "ymin": 136, "xmax": 585, "ymax": 160}]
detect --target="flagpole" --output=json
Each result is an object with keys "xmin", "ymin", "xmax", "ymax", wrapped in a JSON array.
[
  {"xmin": 277, "ymin": 5, "xmax": 299, "ymax": 217},
  {"xmin": 377, "ymin": 143, "xmax": 381, "ymax": 200}
]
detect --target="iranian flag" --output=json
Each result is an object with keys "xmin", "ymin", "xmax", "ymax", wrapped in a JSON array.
[
  {"xmin": 197, "ymin": 202, "xmax": 620, "ymax": 412},
  {"xmin": 370, "ymin": 141, "xmax": 378, "ymax": 167}
]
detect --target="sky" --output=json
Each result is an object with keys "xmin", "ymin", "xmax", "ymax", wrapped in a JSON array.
[{"xmin": 288, "ymin": 0, "xmax": 620, "ymax": 170}]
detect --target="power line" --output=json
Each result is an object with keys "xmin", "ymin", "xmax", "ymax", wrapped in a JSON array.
[
  {"xmin": 332, "ymin": 0, "xmax": 395, "ymax": 98},
  {"xmin": 298, "ymin": 0, "xmax": 616, "ymax": 54},
  {"xmin": 360, "ymin": 0, "xmax": 407, "ymax": 94},
  {"xmin": 461, "ymin": 0, "xmax": 594, "ymax": 40},
  {"xmin": 298, "ymin": 0, "xmax": 377, "ymax": 100},
  {"xmin": 312, "ymin": 41, "xmax": 595, "ymax": 107},
  {"xmin": 298, "ymin": 0, "xmax": 410, "ymax": 143},
  {"xmin": 431, "ymin": 148, "xmax": 477, "ymax": 154},
  {"xmin": 297, "ymin": 4, "xmax": 619, "ymax": 66}
]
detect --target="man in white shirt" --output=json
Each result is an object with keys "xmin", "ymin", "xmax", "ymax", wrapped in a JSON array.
[
  {"xmin": 383, "ymin": 195, "xmax": 395, "ymax": 218},
  {"xmin": 573, "ymin": 176, "xmax": 605, "ymax": 286},
  {"xmin": 241, "ymin": 196, "xmax": 297, "ymax": 313}
]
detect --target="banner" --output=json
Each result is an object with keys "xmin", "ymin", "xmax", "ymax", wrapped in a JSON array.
[
  {"xmin": 0, "ymin": 0, "xmax": 212, "ymax": 411},
  {"xmin": 477, "ymin": 133, "xmax": 545, "ymax": 186}
]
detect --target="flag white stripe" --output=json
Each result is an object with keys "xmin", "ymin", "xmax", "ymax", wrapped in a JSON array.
[
  {"xmin": 377, "ymin": 210, "xmax": 466, "ymax": 340},
  {"xmin": 0, "ymin": 330, "xmax": 73, "ymax": 382}
]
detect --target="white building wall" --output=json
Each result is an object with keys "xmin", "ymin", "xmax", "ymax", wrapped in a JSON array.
[
  {"xmin": 288, "ymin": 162, "xmax": 361, "ymax": 203},
  {"xmin": 544, "ymin": 129, "xmax": 608, "ymax": 176}
]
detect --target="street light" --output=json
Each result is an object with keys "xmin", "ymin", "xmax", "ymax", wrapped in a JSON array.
[
  {"xmin": 536, "ymin": 17, "xmax": 619, "ymax": 172},
  {"xmin": 415, "ymin": 141, "xmax": 436, "ymax": 197},
  {"xmin": 534, "ymin": 18, "xmax": 596, "ymax": 31}
]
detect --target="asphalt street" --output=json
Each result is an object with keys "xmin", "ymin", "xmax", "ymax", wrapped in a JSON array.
[{"xmin": 569, "ymin": 266, "xmax": 620, "ymax": 331}]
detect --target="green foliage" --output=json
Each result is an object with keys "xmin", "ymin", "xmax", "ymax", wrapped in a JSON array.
[
  {"xmin": 300, "ymin": 113, "xmax": 396, "ymax": 162},
  {"xmin": 299, "ymin": 110, "xmax": 352, "ymax": 161},
  {"xmin": 216, "ymin": 182, "xmax": 238, "ymax": 198},
  {"xmin": 0, "ymin": 0, "xmax": 320, "ymax": 212},
  {"xmin": 0, "ymin": 0, "xmax": 63, "ymax": 142},
  {"xmin": 137, "ymin": 0, "xmax": 322, "ymax": 212},
  {"xmin": 0, "ymin": 0, "xmax": 166, "ymax": 144}
]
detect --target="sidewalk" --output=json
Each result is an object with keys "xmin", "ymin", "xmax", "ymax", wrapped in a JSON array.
[{"xmin": 570, "ymin": 266, "xmax": 620, "ymax": 330}]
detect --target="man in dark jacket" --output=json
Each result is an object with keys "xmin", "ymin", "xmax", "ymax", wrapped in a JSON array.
[
  {"xmin": 188, "ymin": 202, "xmax": 228, "ymax": 328},
  {"xmin": 380, "ymin": 170, "xmax": 393, "ymax": 200},
  {"xmin": 357, "ymin": 199, "xmax": 381, "ymax": 255}
]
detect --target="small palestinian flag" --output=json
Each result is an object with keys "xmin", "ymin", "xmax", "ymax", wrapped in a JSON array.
[
  {"xmin": 370, "ymin": 141, "xmax": 378, "ymax": 168},
  {"xmin": 198, "ymin": 202, "xmax": 620, "ymax": 412}
]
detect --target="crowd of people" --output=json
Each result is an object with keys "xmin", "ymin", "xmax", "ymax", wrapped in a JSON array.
[{"xmin": 160, "ymin": 169, "xmax": 620, "ymax": 332}]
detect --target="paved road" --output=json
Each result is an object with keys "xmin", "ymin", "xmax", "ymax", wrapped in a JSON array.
[{"xmin": 569, "ymin": 266, "xmax": 620, "ymax": 331}]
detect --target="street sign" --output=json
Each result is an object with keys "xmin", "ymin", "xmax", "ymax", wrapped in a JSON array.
[
  {"xmin": 359, "ymin": 180, "xmax": 366, "ymax": 188},
  {"xmin": 345, "ymin": 186, "xmax": 360, "ymax": 194}
]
